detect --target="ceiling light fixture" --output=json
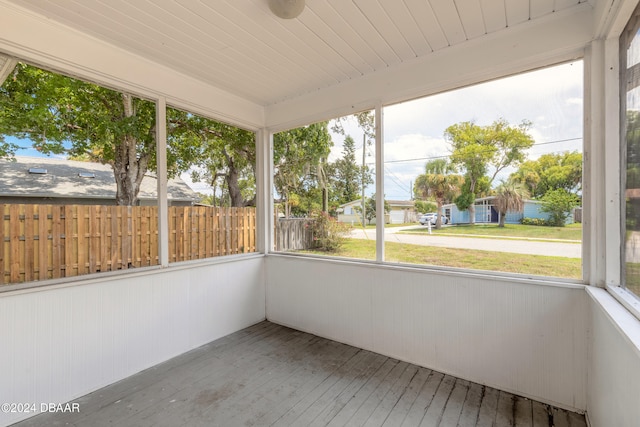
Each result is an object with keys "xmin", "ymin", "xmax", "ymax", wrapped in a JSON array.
[{"xmin": 268, "ymin": 0, "xmax": 305, "ymax": 19}]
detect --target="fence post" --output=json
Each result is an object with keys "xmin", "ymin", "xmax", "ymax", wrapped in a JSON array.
[{"xmin": 37, "ymin": 205, "xmax": 48, "ymax": 281}]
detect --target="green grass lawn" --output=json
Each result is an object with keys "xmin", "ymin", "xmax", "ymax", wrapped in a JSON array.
[
  {"xmin": 402, "ymin": 223, "xmax": 582, "ymax": 242},
  {"xmin": 304, "ymin": 239, "xmax": 581, "ymax": 279}
]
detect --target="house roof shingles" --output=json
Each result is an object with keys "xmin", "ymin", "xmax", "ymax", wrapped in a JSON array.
[{"xmin": 0, "ymin": 156, "xmax": 197, "ymax": 202}]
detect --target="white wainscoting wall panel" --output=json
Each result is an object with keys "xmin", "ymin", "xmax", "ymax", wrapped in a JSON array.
[
  {"xmin": 586, "ymin": 287, "xmax": 640, "ymax": 427},
  {"xmin": 0, "ymin": 256, "xmax": 265, "ymax": 426},
  {"xmin": 266, "ymin": 255, "xmax": 588, "ymax": 412}
]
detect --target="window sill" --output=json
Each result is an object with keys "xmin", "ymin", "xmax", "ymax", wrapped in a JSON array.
[
  {"xmin": 267, "ymin": 251, "xmax": 586, "ymax": 290},
  {"xmin": 0, "ymin": 252, "xmax": 265, "ymax": 297},
  {"xmin": 589, "ymin": 286, "xmax": 640, "ymax": 357},
  {"xmin": 606, "ymin": 284, "xmax": 640, "ymax": 322}
]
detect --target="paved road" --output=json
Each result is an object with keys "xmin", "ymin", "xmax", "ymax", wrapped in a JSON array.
[{"xmin": 349, "ymin": 226, "xmax": 582, "ymax": 258}]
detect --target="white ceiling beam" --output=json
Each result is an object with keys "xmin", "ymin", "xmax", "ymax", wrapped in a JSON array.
[
  {"xmin": 265, "ymin": 4, "xmax": 593, "ymax": 132},
  {"xmin": 593, "ymin": 0, "xmax": 639, "ymax": 38},
  {"xmin": 0, "ymin": 53, "xmax": 17, "ymax": 86}
]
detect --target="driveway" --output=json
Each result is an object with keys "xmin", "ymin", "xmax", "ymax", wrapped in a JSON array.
[{"xmin": 349, "ymin": 226, "xmax": 582, "ymax": 258}]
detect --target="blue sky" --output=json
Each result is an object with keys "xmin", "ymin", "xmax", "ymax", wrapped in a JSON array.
[{"xmin": 329, "ymin": 60, "xmax": 584, "ymax": 200}]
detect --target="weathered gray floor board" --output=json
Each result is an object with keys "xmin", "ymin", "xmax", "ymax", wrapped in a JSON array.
[
  {"xmin": 495, "ymin": 391, "xmax": 516, "ymax": 427},
  {"xmin": 401, "ymin": 370, "xmax": 444, "ymax": 426},
  {"xmin": 456, "ymin": 381, "xmax": 483, "ymax": 426},
  {"xmin": 345, "ymin": 360, "xmax": 410, "ymax": 426},
  {"xmin": 532, "ymin": 400, "xmax": 551, "ymax": 426},
  {"xmin": 439, "ymin": 379, "xmax": 469, "ymax": 427},
  {"xmin": 380, "ymin": 366, "xmax": 432, "ymax": 427},
  {"xmin": 13, "ymin": 321, "xmax": 587, "ymax": 427},
  {"xmin": 309, "ymin": 352, "xmax": 389, "ymax": 427},
  {"xmin": 325, "ymin": 357, "xmax": 400, "ymax": 427},
  {"xmin": 514, "ymin": 396, "xmax": 533, "ymax": 427},
  {"xmin": 363, "ymin": 363, "xmax": 420, "ymax": 426},
  {"xmin": 419, "ymin": 374, "xmax": 457, "ymax": 426}
]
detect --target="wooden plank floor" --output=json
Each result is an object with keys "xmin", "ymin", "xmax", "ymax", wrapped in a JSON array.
[{"xmin": 14, "ymin": 322, "xmax": 587, "ymax": 427}]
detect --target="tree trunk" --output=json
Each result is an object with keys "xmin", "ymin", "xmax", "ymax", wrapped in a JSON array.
[
  {"xmin": 112, "ymin": 137, "xmax": 148, "ymax": 206},
  {"xmin": 498, "ymin": 212, "xmax": 506, "ymax": 228},
  {"xmin": 112, "ymin": 94, "xmax": 148, "ymax": 206},
  {"xmin": 223, "ymin": 150, "xmax": 256, "ymax": 207},
  {"xmin": 226, "ymin": 166, "xmax": 244, "ymax": 207},
  {"xmin": 435, "ymin": 201, "xmax": 443, "ymax": 229},
  {"xmin": 322, "ymin": 188, "xmax": 328, "ymax": 213},
  {"xmin": 468, "ymin": 179, "xmax": 477, "ymax": 224}
]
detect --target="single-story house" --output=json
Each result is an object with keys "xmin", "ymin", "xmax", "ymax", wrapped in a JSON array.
[
  {"xmin": 0, "ymin": 156, "xmax": 199, "ymax": 206},
  {"xmin": 337, "ymin": 199, "xmax": 415, "ymax": 224},
  {"xmin": 388, "ymin": 200, "xmax": 418, "ymax": 224},
  {"xmin": 442, "ymin": 196, "xmax": 573, "ymax": 225}
]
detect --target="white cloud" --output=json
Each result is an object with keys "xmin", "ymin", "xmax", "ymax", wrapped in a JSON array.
[{"xmin": 385, "ymin": 134, "xmax": 448, "ymax": 162}]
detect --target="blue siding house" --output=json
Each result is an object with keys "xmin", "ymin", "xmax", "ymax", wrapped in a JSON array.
[{"xmin": 442, "ymin": 196, "xmax": 568, "ymax": 225}]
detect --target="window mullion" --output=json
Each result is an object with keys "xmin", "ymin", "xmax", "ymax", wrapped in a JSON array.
[
  {"xmin": 156, "ymin": 96, "xmax": 169, "ymax": 267},
  {"xmin": 375, "ymin": 103, "xmax": 384, "ymax": 263}
]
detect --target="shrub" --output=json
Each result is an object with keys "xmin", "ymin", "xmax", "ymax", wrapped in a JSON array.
[
  {"xmin": 310, "ymin": 211, "xmax": 351, "ymax": 252},
  {"xmin": 521, "ymin": 217, "xmax": 549, "ymax": 226},
  {"xmin": 540, "ymin": 189, "xmax": 580, "ymax": 227}
]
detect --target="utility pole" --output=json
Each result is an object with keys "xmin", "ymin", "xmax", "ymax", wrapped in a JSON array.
[
  {"xmin": 361, "ymin": 134, "xmax": 366, "ymax": 227},
  {"xmin": 320, "ymin": 157, "xmax": 328, "ymax": 213}
]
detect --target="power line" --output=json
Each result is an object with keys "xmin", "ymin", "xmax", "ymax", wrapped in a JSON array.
[
  {"xmin": 384, "ymin": 166, "xmax": 411, "ymax": 196},
  {"xmin": 383, "ymin": 137, "xmax": 582, "ymax": 164}
]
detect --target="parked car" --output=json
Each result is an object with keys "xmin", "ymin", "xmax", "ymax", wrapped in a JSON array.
[{"xmin": 419, "ymin": 213, "xmax": 448, "ymax": 225}]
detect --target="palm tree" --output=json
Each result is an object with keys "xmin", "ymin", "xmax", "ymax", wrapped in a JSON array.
[
  {"xmin": 494, "ymin": 180, "xmax": 530, "ymax": 227},
  {"xmin": 414, "ymin": 161, "xmax": 463, "ymax": 229}
]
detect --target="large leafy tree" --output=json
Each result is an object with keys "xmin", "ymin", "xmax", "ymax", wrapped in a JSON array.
[
  {"xmin": 414, "ymin": 160, "xmax": 463, "ymax": 229},
  {"xmin": 331, "ymin": 111, "xmax": 375, "ymax": 141},
  {"xmin": 326, "ymin": 111, "xmax": 378, "ymax": 217},
  {"xmin": 273, "ymin": 115, "xmax": 377, "ymax": 218},
  {"xmin": 0, "ymin": 62, "xmax": 159, "ymax": 205},
  {"xmin": 180, "ymin": 114, "xmax": 256, "ymax": 207},
  {"xmin": 0, "ymin": 62, "xmax": 258, "ymax": 207},
  {"xmin": 510, "ymin": 151, "xmax": 582, "ymax": 199},
  {"xmin": 493, "ymin": 180, "xmax": 529, "ymax": 227},
  {"xmin": 446, "ymin": 119, "xmax": 534, "ymax": 223},
  {"xmin": 273, "ymin": 122, "xmax": 332, "ymax": 218},
  {"xmin": 331, "ymin": 135, "xmax": 372, "ymax": 206}
]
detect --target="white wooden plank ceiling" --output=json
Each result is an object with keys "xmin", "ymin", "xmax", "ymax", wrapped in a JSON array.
[{"xmin": 7, "ymin": 0, "xmax": 589, "ymax": 106}]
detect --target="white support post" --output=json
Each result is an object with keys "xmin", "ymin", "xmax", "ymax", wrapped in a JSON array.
[
  {"xmin": 375, "ymin": 103, "xmax": 385, "ymax": 262},
  {"xmin": 256, "ymin": 128, "xmax": 273, "ymax": 254},
  {"xmin": 584, "ymin": 41, "xmax": 604, "ymax": 286},
  {"xmin": 156, "ymin": 96, "xmax": 169, "ymax": 267},
  {"xmin": 604, "ymin": 37, "xmax": 622, "ymax": 287}
]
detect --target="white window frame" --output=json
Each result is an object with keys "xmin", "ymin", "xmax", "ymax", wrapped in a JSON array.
[
  {"xmin": 269, "ymin": 61, "xmax": 588, "ymax": 285},
  {"xmin": 603, "ymin": 1, "xmax": 640, "ymax": 321},
  {"xmin": 0, "ymin": 57, "xmax": 264, "ymax": 293}
]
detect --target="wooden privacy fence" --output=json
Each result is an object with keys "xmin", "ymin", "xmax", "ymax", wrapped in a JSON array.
[
  {"xmin": 275, "ymin": 218, "xmax": 315, "ymax": 251},
  {"xmin": 0, "ymin": 204, "xmax": 256, "ymax": 285}
]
